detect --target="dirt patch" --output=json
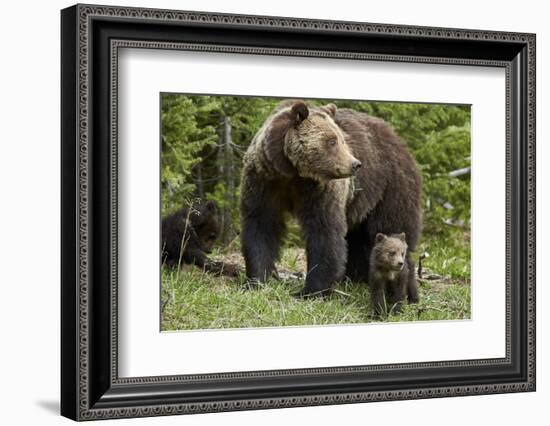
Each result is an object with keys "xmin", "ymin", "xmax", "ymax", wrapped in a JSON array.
[
  {"xmin": 418, "ymin": 268, "xmax": 470, "ymax": 291},
  {"xmin": 214, "ymin": 247, "xmax": 308, "ymax": 280}
]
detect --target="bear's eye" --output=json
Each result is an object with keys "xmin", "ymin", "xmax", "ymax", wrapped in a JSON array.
[
  {"xmin": 208, "ymin": 233, "xmax": 217, "ymax": 241},
  {"xmin": 328, "ymin": 139, "xmax": 337, "ymax": 147},
  {"xmin": 389, "ymin": 251, "xmax": 396, "ymax": 256}
]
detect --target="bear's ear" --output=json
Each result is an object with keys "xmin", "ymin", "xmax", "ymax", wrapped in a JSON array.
[
  {"xmin": 375, "ymin": 233, "xmax": 387, "ymax": 243},
  {"xmin": 204, "ymin": 200, "xmax": 217, "ymax": 214},
  {"xmin": 320, "ymin": 103, "xmax": 337, "ymax": 117},
  {"xmin": 397, "ymin": 232, "xmax": 406, "ymax": 242},
  {"xmin": 291, "ymin": 101, "xmax": 309, "ymax": 126}
]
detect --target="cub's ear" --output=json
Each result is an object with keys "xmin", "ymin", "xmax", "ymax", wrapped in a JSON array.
[
  {"xmin": 397, "ymin": 232, "xmax": 406, "ymax": 242},
  {"xmin": 320, "ymin": 103, "xmax": 337, "ymax": 117},
  {"xmin": 375, "ymin": 233, "xmax": 387, "ymax": 243},
  {"xmin": 204, "ymin": 200, "xmax": 217, "ymax": 214},
  {"xmin": 263, "ymin": 102, "xmax": 306, "ymax": 177}
]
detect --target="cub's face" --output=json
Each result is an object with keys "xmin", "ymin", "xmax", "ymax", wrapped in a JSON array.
[
  {"xmin": 374, "ymin": 233, "xmax": 408, "ymax": 272},
  {"xmin": 285, "ymin": 108, "xmax": 360, "ymax": 180},
  {"xmin": 192, "ymin": 200, "xmax": 221, "ymax": 253}
]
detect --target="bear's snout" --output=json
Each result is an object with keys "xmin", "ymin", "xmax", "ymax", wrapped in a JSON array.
[
  {"xmin": 351, "ymin": 159, "xmax": 362, "ymax": 172},
  {"xmin": 393, "ymin": 258, "xmax": 405, "ymax": 271}
]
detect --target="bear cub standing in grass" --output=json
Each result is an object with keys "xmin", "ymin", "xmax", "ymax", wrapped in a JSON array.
[
  {"xmin": 162, "ymin": 200, "xmax": 238, "ymax": 276},
  {"xmin": 369, "ymin": 233, "xmax": 410, "ymax": 316}
]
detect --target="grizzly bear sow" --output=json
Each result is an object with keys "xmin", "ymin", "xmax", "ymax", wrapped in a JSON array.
[
  {"xmin": 240, "ymin": 100, "xmax": 422, "ymax": 297},
  {"xmin": 369, "ymin": 233, "xmax": 410, "ymax": 315}
]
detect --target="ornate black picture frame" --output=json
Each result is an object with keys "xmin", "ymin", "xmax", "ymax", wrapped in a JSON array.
[{"xmin": 61, "ymin": 3, "xmax": 536, "ymax": 421}]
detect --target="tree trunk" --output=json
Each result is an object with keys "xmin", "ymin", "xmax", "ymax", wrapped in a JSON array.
[
  {"xmin": 220, "ymin": 115, "xmax": 235, "ymax": 245},
  {"xmin": 195, "ymin": 162, "xmax": 205, "ymax": 199}
]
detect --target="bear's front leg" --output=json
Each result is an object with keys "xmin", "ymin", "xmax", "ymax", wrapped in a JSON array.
[
  {"xmin": 369, "ymin": 275, "xmax": 387, "ymax": 316},
  {"xmin": 388, "ymin": 265, "xmax": 409, "ymax": 314},
  {"xmin": 241, "ymin": 199, "xmax": 287, "ymax": 287},
  {"xmin": 298, "ymin": 194, "xmax": 347, "ymax": 297},
  {"xmin": 241, "ymin": 211, "xmax": 286, "ymax": 286},
  {"xmin": 240, "ymin": 171, "xmax": 288, "ymax": 287}
]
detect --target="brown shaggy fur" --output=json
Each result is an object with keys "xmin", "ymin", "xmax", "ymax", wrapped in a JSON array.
[
  {"xmin": 240, "ymin": 100, "xmax": 422, "ymax": 297},
  {"xmin": 368, "ymin": 233, "xmax": 410, "ymax": 315},
  {"xmin": 162, "ymin": 200, "xmax": 238, "ymax": 276}
]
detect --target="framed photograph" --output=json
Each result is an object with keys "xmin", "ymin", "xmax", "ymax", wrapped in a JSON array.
[{"xmin": 61, "ymin": 4, "xmax": 536, "ymax": 421}]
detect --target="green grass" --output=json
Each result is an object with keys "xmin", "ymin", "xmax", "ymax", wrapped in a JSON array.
[
  {"xmin": 161, "ymin": 230, "xmax": 471, "ymax": 331},
  {"xmin": 417, "ymin": 228, "xmax": 471, "ymax": 280}
]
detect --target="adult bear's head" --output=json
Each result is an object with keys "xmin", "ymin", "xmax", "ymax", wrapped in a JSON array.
[{"xmin": 262, "ymin": 100, "xmax": 361, "ymax": 180}]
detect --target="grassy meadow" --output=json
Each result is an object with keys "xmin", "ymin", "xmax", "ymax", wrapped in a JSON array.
[{"xmin": 161, "ymin": 230, "xmax": 471, "ymax": 331}]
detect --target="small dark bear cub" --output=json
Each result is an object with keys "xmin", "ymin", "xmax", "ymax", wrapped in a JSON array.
[
  {"xmin": 161, "ymin": 200, "xmax": 238, "ymax": 276},
  {"xmin": 368, "ymin": 232, "xmax": 411, "ymax": 316}
]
